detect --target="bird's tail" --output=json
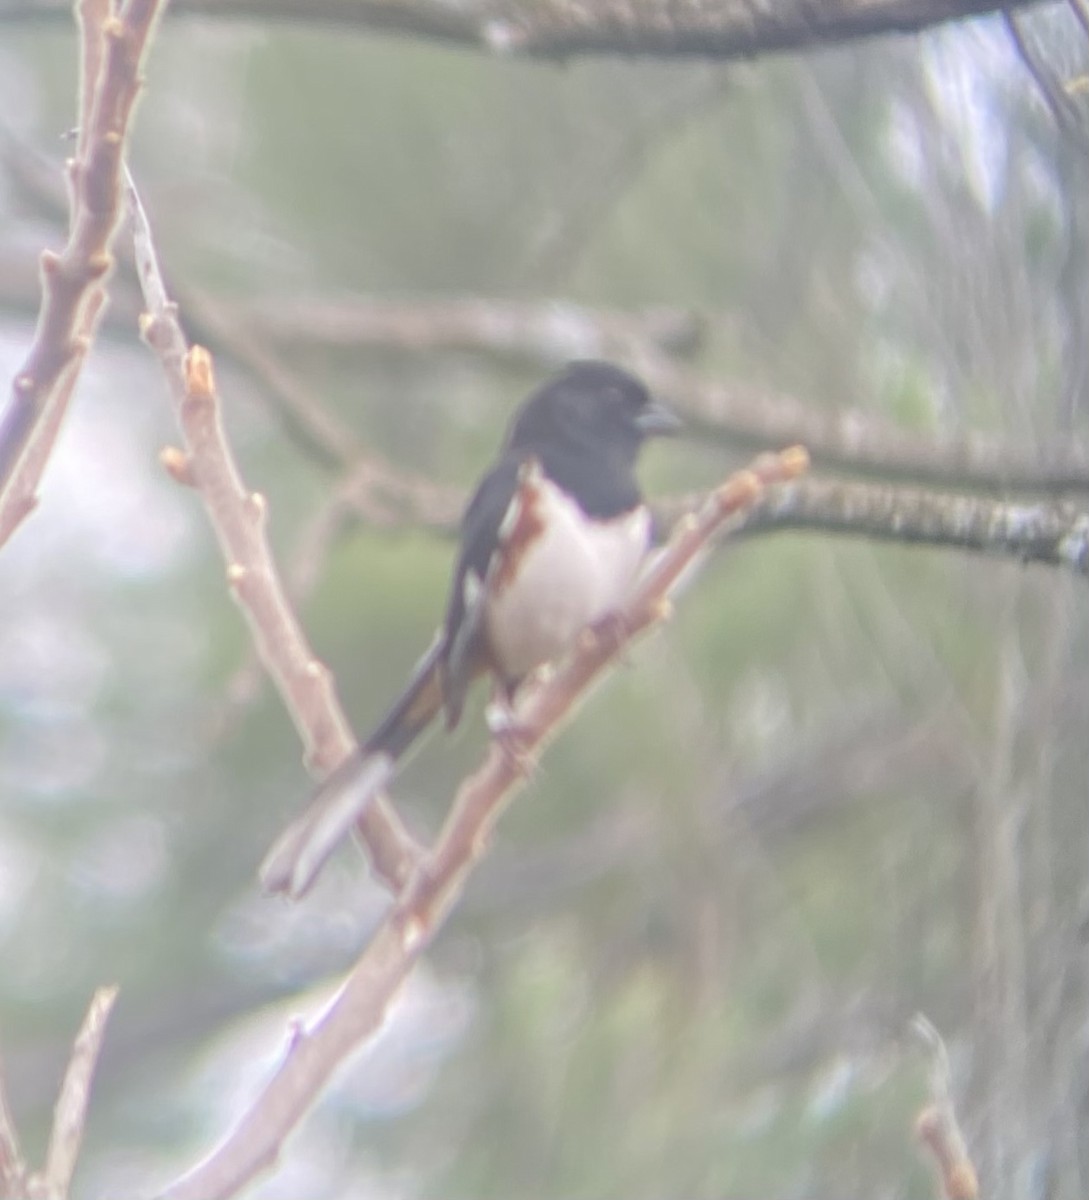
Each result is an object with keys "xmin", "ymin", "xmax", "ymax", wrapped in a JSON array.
[{"xmin": 258, "ymin": 636, "xmax": 446, "ymax": 899}]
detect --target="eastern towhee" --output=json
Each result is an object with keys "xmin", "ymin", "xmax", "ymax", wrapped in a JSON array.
[{"xmin": 260, "ymin": 360, "xmax": 679, "ymax": 898}]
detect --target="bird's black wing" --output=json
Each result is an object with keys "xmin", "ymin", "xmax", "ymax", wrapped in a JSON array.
[{"xmin": 440, "ymin": 451, "xmax": 525, "ymax": 728}]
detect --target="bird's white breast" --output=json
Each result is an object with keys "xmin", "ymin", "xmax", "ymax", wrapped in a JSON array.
[{"xmin": 484, "ymin": 472, "xmax": 651, "ymax": 680}]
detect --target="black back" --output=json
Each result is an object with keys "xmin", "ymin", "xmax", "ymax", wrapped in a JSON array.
[{"xmin": 438, "ymin": 361, "xmax": 665, "ymax": 725}]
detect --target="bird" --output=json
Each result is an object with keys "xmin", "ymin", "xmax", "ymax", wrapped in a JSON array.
[{"xmin": 259, "ymin": 360, "xmax": 679, "ymax": 899}]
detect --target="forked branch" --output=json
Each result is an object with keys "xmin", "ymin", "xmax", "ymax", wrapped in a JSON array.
[
  {"xmin": 0, "ymin": 0, "xmax": 165, "ymax": 547},
  {"xmin": 157, "ymin": 445, "xmax": 807, "ymax": 1200},
  {"xmin": 127, "ymin": 172, "xmax": 424, "ymax": 895}
]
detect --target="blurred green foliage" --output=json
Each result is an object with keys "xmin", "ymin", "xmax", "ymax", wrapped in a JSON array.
[{"xmin": 1, "ymin": 8, "xmax": 1087, "ymax": 1200}]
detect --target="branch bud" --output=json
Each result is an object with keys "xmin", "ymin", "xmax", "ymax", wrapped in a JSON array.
[
  {"xmin": 185, "ymin": 346, "xmax": 216, "ymax": 401},
  {"xmin": 159, "ymin": 445, "xmax": 194, "ymax": 486}
]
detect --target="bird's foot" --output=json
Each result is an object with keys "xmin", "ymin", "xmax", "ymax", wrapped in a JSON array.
[
  {"xmin": 585, "ymin": 609, "xmax": 633, "ymax": 663},
  {"xmin": 485, "ymin": 698, "xmax": 537, "ymax": 776}
]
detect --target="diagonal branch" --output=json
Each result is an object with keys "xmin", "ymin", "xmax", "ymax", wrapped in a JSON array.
[
  {"xmin": 0, "ymin": 986, "xmax": 118, "ymax": 1200},
  {"xmin": 214, "ymin": 468, "xmax": 1087, "ymax": 751},
  {"xmin": 0, "ymin": 0, "xmax": 166, "ymax": 547},
  {"xmin": 40, "ymin": 985, "xmax": 119, "ymax": 1199},
  {"xmin": 1004, "ymin": 10, "xmax": 1089, "ymax": 156},
  {"xmin": 0, "ymin": 1054, "xmax": 26, "ymax": 1197},
  {"xmin": 156, "ymin": 446, "xmax": 807, "ymax": 1200},
  {"xmin": 913, "ymin": 1014, "xmax": 980, "ymax": 1200},
  {"xmin": 127, "ymin": 171, "xmax": 425, "ymax": 895}
]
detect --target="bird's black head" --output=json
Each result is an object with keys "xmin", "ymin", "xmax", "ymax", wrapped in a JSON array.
[
  {"xmin": 505, "ymin": 360, "xmax": 679, "ymax": 517},
  {"xmin": 506, "ymin": 360, "xmax": 679, "ymax": 460}
]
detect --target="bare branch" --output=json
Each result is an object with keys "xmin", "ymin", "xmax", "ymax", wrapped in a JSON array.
[
  {"xmin": 76, "ymin": 0, "xmax": 111, "ymax": 165},
  {"xmin": 1004, "ymin": 10, "xmax": 1089, "ymax": 156},
  {"xmin": 0, "ymin": 987, "xmax": 118, "ymax": 1200},
  {"xmin": 2, "ymin": 159, "xmax": 1085, "ymax": 502},
  {"xmin": 215, "ymin": 469, "xmax": 1088, "ymax": 754},
  {"xmin": 732, "ymin": 475, "xmax": 1089, "ymax": 575},
  {"xmin": 157, "ymin": 448, "xmax": 806, "ymax": 1200},
  {"xmin": 0, "ymin": 0, "xmax": 1053, "ymax": 61},
  {"xmin": 39, "ymin": 986, "xmax": 119, "ymax": 1199},
  {"xmin": 204, "ymin": 293, "xmax": 1089, "ymax": 496},
  {"xmin": 0, "ymin": 1056, "xmax": 27, "ymax": 1197},
  {"xmin": 180, "ymin": 293, "xmax": 1089, "ymax": 497},
  {"xmin": 640, "ymin": 360, "xmax": 1089, "ymax": 495},
  {"xmin": 237, "ymin": 294, "xmax": 703, "ymax": 362},
  {"xmin": 913, "ymin": 1014, "xmax": 980, "ymax": 1200},
  {"xmin": 207, "ymin": 455, "xmax": 461, "ymax": 744},
  {"xmin": 0, "ymin": 0, "xmax": 165, "ymax": 546},
  {"xmin": 1069, "ymin": 0, "xmax": 1089, "ymax": 39},
  {"xmin": 127, "ymin": 172, "xmax": 424, "ymax": 895}
]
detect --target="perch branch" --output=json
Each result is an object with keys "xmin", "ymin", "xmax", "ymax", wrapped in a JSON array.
[
  {"xmin": 214, "ymin": 468, "xmax": 1089, "ymax": 747},
  {"xmin": 127, "ymin": 171, "xmax": 424, "ymax": 895},
  {"xmin": 156, "ymin": 446, "xmax": 807, "ymax": 1200},
  {"xmin": 0, "ymin": 0, "xmax": 164, "ymax": 547}
]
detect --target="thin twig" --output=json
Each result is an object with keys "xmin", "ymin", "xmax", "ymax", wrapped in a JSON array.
[
  {"xmin": 40, "ymin": 986, "xmax": 119, "ymax": 1198},
  {"xmin": 156, "ymin": 445, "xmax": 807, "ymax": 1200},
  {"xmin": 126, "ymin": 170, "xmax": 424, "ymax": 894},
  {"xmin": 3, "ymin": 130, "xmax": 1088, "ymax": 499},
  {"xmin": 913, "ymin": 1014, "xmax": 980, "ymax": 1200},
  {"xmin": 1003, "ymin": 10, "xmax": 1088, "ymax": 158},
  {"xmin": 1069, "ymin": 0, "xmax": 1089, "ymax": 39},
  {"xmin": 235, "ymin": 294, "xmax": 702, "ymax": 362},
  {"xmin": 0, "ymin": 0, "xmax": 165, "ymax": 546},
  {"xmin": 0, "ymin": 1056, "xmax": 26, "ymax": 1196},
  {"xmin": 0, "ymin": 987, "xmax": 119, "ymax": 1200}
]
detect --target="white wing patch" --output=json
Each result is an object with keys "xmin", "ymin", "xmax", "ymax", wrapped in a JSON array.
[{"xmin": 484, "ymin": 473, "xmax": 651, "ymax": 681}]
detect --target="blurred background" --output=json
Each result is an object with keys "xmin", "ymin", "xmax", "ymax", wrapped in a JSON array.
[{"xmin": 1, "ymin": 4, "xmax": 1088, "ymax": 1198}]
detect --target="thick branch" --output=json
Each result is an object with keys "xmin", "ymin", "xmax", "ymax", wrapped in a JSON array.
[
  {"xmin": 156, "ymin": 447, "xmax": 807, "ymax": 1200},
  {"xmin": 734, "ymin": 476, "xmax": 1089, "ymax": 575},
  {"xmin": 128, "ymin": 175, "xmax": 424, "ymax": 895},
  {"xmin": 0, "ymin": 0, "xmax": 1051, "ymax": 60},
  {"xmin": 0, "ymin": 0, "xmax": 165, "ymax": 546}
]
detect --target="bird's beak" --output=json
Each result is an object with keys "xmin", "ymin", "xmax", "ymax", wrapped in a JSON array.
[{"xmin": 636, "ymin": 399, "xmax": 682, "ymax": 438}]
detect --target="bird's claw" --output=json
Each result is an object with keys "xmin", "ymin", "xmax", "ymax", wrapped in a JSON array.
[{"xmin": 485, "ymin": 699, "xmax": 537, "ymax": 775}]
